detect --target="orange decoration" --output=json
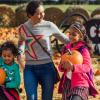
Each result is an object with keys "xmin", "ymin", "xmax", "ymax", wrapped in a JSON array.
[
  {"xmin": 0, "ymin": 68, "xmax": 6, "ymax": 85},
  {"xmin": 95, "ymin": 70, "xmax": 100, "ymax": 76},
  {"xmin": 61, "ymin": 50, "xmax": 83, "ymax": 64}
]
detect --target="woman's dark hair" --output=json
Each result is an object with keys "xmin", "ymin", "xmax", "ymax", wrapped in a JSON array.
[
  {"xmin": 26, "ymin": 0, "xmax": 43, "ymax": 17},
  {"xmin": 0, "ymin": 41, "xmax": 19, "ymax": 57},
  {"xmin": 70, "ymin": 22, "xmax": 94, "ymax": 55}
]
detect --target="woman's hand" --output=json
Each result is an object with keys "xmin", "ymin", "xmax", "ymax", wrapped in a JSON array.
[{"xmin": 60, "ymin": 60, "xmax": 74, "ymax": 72}]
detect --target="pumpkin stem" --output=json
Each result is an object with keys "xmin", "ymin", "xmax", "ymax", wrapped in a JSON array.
[{"xmin": 67, "ymin": 49, "xmax": 72, "ymax": 55}]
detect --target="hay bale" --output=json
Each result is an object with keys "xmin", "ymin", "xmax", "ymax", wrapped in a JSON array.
[
  {"xmin": 91, "ymin": 8, "xmax": 100, "ymax": 18},
  {"xmin": 0, "ymin": 6, "xmax": 15, "ymax": 27},
  {"xmin": 44, "ymin": 7, "xmax": 64, "ymax": 26},
  {"xmin": 15, "ymin": 6, "xmax": 28, "ymax": 26},
  {"xmin": 64, "ymin": 6, "xmax": 90, "ymax": 24}
]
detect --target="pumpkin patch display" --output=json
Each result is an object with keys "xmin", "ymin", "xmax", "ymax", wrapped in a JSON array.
[
  {"xmin": 61, "ymin": 50, "xmax": 83, "ymax": 64},
  {"xmin": 95, "ymin": 70, "xmax": 100, "ymax": 76},
  {"xmin": 0, "ymin": 68, "xmax": 6, "ymax": 85}
]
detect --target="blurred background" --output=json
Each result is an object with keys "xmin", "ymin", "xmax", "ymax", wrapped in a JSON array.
[{"xmin": 0, "ymin": 0, "xmax": 99, "ymax": 4}]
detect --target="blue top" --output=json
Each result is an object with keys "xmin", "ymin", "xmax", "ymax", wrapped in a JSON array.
[{"xmin": 0, "ymin": 57, "xmax": 21, "ymax": 88}]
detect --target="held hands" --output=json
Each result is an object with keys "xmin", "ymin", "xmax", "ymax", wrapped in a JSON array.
[
  {"xmin": 17, "ymin": 55, "xmax": 25, "ymax": 70},
  {"xmin": 60, "ymin": 60, "xmax": 74, "ymax": 72}
]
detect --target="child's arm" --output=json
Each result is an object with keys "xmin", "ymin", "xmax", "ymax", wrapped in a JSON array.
[
  {"xmin": 59, "ymin": 60, "xmax": 74, "ymax": 72},
  {"xmin": 58, "ymin": 45, "xmax": 72, "ymax": 72},
  {"xmin": 6, "ymin": 64, "xmax": 21, "ymax": 88},
  {"xmin": 73, "ymin": 48, "xmax": 92, "ymax": 73}
]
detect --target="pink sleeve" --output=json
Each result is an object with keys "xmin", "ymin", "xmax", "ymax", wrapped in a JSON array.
[{"xmin": 73, "ymin": 48, "xmax": 92, "ymax": 73}]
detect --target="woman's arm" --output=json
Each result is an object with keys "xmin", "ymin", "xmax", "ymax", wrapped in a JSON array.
[
  {"xmin": 17, "ymin": 25, "xmax": 25, "ymax": 69},
  {"xmin": 50, "ymin": 22, "xmax": 70, "ymax": 44}
]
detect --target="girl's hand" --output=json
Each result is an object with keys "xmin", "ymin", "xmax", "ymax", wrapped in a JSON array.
[{"xmin": 60, "ymin": 60, "xmax": 74, "ymax": 71}]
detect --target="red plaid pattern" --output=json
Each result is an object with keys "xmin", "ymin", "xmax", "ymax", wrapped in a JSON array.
[{"xmin": 62, "ymin": 78, "xmax": 89, "ymax": 100}]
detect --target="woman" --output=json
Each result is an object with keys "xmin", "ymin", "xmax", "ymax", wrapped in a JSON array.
[{"xmin": 17, "ymin": 1, "xmax": 69, "ymax": 100}]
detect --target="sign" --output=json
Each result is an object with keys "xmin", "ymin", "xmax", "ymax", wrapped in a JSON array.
[{"xmin": 85, "ymin": 18, "xmax": 100, "ymax": 55}]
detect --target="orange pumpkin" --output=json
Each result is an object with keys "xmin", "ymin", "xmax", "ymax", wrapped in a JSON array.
[
  {"xmin": 95, "ymin": 70, "xmax": 100, "ymax": 76},
  {"xmin": 61, "ymin": 50, "xmax": 83, "ymax": 64},
  {"xmin": 0, "ymin": 68, "xmax": 6, "ymax": 85}
]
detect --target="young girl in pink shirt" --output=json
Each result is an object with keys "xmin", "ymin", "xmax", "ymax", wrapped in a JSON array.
[{"xmin": 58, "ymin": 22, "xmax": 98, "ymax": 100}]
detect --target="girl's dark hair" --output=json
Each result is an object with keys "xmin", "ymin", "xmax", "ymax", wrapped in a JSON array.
[
  {"xmin": 0, "ymin": 41, "xmax": 19, "ymax": 57},
  {"xmin": 70, "ymin": 22, "xmax": 94, "ymax": 55},
  {"xmin": 26, "ymin": 0, "xmax": 43, "ymax": 17}
]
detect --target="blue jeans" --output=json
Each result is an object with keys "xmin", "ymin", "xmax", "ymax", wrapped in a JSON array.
[{"xmin": 24, "ymin": 62, "xmax": 56, "ymax": 100}]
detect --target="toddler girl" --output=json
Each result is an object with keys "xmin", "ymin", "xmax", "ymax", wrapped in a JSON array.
[{"xmin": 0, "ymin": 41, "xmax": 21, "ymax": 100}]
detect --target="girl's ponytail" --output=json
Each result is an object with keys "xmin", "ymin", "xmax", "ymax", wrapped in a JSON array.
[{"xmin": 83, "ymin": 34, "xmax": 94, "ymax": 56}]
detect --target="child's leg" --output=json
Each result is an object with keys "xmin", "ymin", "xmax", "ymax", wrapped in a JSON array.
[{"xmin": 70, "ymin": 94, "xmax": 83, "ymax": 100}]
